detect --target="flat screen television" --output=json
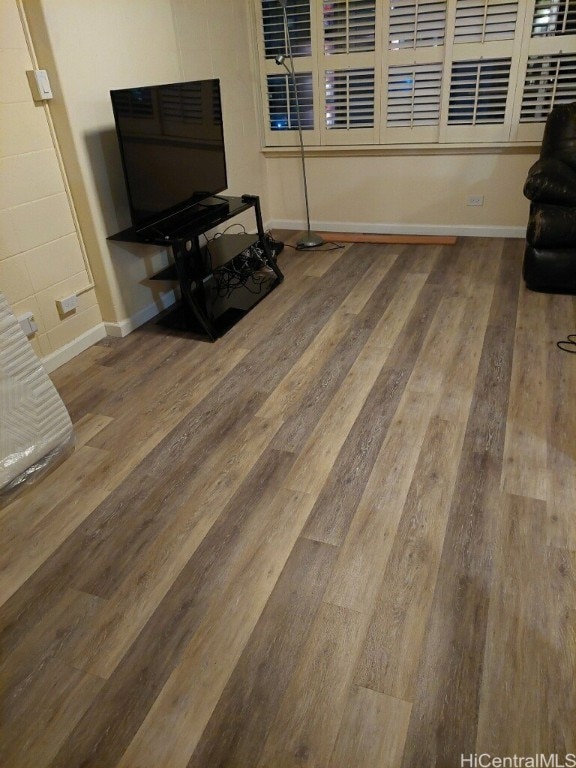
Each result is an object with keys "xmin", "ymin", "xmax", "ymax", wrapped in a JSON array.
[{"xmin": 110, "ymin": 78, "xmax": 228, "ymax": 234}]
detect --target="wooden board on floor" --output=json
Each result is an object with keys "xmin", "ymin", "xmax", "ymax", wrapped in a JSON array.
[{"xmin": 317, "ymin": 232, "xmax": 457, "ymax": 245}]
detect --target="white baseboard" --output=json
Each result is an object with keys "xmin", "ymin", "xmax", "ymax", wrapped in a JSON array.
[
  {"xmin": 42, "ymin": 323, "xmax": 107, "ymax": 373},
  {"xmin": 270, "ymin": 219, "xmax": 526, "ymax": 239},
  {"xmin": 104, "ymin": 290, "xmax": 178, "ymax": 338},
  {"xmin": 43, "ymin": 292, "xmax": 178, "ymax": 371}
]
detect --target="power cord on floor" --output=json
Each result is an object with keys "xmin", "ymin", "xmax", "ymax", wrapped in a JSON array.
[
  {"xmin": 285, "ymin": 242, "xmax": 345, "ymax": 252},
  {"xmin": 557, "ymin": 334, "xmax": 576, "ymax": 353}
]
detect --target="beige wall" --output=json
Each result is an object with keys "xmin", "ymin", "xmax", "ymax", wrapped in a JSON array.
[
  {"xmin": 23, "ymin": 0, "xmax": 184, "ymax": 331},
  {"xmin": 170, "ymin": 0, "xmax": 269, "ymax": 222},
  {"xmin": 265, "ymin": 150, "xmax": 538, "ymax": 237},
  {"xmin": 0, "ymin": 0, "xmax": 102, "ymax": 365}
]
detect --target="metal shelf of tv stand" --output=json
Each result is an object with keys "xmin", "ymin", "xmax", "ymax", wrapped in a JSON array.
[{"xmin": 108, "ymin": 195, "xmax": 284, "ymax": 341}]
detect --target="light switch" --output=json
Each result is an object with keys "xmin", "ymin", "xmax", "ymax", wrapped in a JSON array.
[
  {"xmin": 17, "ymin": 311, "xmax": 38, "ymax": 337},
  {"xmin": 26, "ymin": 69, "xmax": 53, "ymax": 101}
]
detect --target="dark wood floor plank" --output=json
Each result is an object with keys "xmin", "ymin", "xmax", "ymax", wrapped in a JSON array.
[
  {"xmin": 299, "ymin": 248, "xmax": 473, "ymax": 547},
  {"xmin": 354, "ymin": 415, "xmax": 465, "ymax": 700},
  {"xmin": 68, "ymin": 419, "xmax": 288, "ymax": 680},
  {"xmin": 268, "ymin": 315, "xmax": 378, "ymax": 454},
  {"xmin": 267, "ymin": 247, "xmax": 409, "ymax": 453},
  {"xmin": 426, "ymin": 236, "xmax": 501, "ymax": 298},
  {"xmin": 0, "ymin": 661, "xmax": 104, "ymax": 768},
  {"xmin": 270, "ymin": 245, "xmax": 438, "ymax": 455},
  {"xmin": 255, "ymin": 601, "xmax": 367, "ymax": 768},
  {"xmin": 476, "ymin": 494, "xmax": 576, "ymax": 756},
  {"xmin": 353, "ymin": 273, "xmax": 497, "ymax": 704},
  {"xmin": 322, "ymin": 293, "xmax": 469, "ymax": 616},
  {"xmin": 56, "ymin": 333, "xmax": 189, "ymax": 424},
  {"xmin": 502, "ymin": 286, "xmax": 549, "ymax": 500},
  {"xmin": 0, "ymin": 446, "xmax": 110, "ymax": 605},
  {"xmin": 328, "ymin": 685, "xmax": 412, "ymax": 768},
  {"xmin": 189, "ymin": 537, "xmax": 338, "ymax": 768},
  {"xmin": 545, "ymin": 292, "xmax": 576, "ymax": 551},
  {"xmin": 301, "ymin": 366, "xmax": 410, "ymax": 546},
  {"xmin": 221, "ymin": 243, "xmax": 382, "ymax": 399},
  {"xmin": 47, "ymin": 448, "xmax": 296, "ymax": 768},
  {"xmin": 0, "ymin": 591, "xmax": 105, "ymax": 767},
  {"xmin": 400, "ymin": 241, "xmax": 523, "ymax": 767},
  {"xmin": 543, "ymin": 547, "xmax": 576, "ymax": 752},
  {"xmin": 0, "ymin": 387, "xmax": 269, "ymax": 652},
  {"xmin": 283, "ymin": 271, "xmax": 430, "ymax": 502},
  {"xmin": 400, "ymin": 448, "xmax": 504, "ymax": 767},
  {"xmin": 114, "ymin": 487, "xmax": 318, "ymax": 768},
  {"xmin": 0, "ymin": 587, "xmax": 103, "ymax": 703}
]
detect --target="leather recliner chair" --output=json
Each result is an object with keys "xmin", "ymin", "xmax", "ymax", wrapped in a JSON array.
[{"xmin": 523, "ymin": 101, "xmax": 576, "ymax": 294}]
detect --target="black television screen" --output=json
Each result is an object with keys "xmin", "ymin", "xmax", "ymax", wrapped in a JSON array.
[{"xmin": 110, "ymin": 78, "xmax": 228, "ymax": 231}]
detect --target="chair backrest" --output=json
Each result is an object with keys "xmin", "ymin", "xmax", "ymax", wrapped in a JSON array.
[{"xmin": 540, "ymin": 101, "xmax": 576, "ymax": 163}]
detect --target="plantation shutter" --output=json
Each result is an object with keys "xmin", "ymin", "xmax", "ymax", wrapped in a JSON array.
[
  {"xmin": 382, "ymin": 1, "xmax": 448, "ymax": 143},
  {"xmin": 453, "ymin": 0, "xmax": 519, "ymax": 42},
  {"xmin": 253, "ymin": 0, "xmax": 574, "ymax": 148},
  {"xmin": 512, "ymin": 0, "xmax": 576, "ymax": 142},
  {"xmin": 440, "ymin": 0, "xmax": 524, "ymax": 142},
  {"xmin": 261, "ymin": 0, "xmax": 313, "ymax": 59},
  {"xmin": 258, "ymin": 0, "xmax": 320, "ymax": 146},
  {"xmin": 318, "ymin": 0, "xmax": 380, "ymax": 144}
]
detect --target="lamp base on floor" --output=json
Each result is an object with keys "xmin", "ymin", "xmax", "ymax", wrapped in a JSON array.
[{"xmin": 296, "ymin": 231, "xmax": 325, "ymax": 249}]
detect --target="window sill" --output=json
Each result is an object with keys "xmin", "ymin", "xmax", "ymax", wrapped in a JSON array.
[{"xmin": 262, "ymin": 142, "xmax": 541, "ymax": 158}]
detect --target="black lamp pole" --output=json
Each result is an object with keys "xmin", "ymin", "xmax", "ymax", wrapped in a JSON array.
[{"xmin": 275, "ymin": 0, "xmax": 324, "ymax": 249}]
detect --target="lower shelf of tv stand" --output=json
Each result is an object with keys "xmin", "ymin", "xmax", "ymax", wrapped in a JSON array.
[{"xmin": 159, "ymin": 270, "xmax": 281, "ymax": 339}]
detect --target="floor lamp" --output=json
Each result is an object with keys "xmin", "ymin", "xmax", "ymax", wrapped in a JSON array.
[{"xmin": 275, "ymin": 0, "xmax": 324, "ymax": 249}]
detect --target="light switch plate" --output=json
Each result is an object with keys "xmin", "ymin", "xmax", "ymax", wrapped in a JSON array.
[{"xmin": 26, "ymin": 69, "xmax": 53, "ymax": 101}]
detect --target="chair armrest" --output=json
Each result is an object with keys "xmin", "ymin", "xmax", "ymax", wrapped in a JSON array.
[{"xmin": 524, "ymin": 157, "xmax": 576, "ymax": 206}]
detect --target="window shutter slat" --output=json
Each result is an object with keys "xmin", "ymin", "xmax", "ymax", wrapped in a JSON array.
[
  {"xmin": 448, "ymin": 58, "xmax": 511, "ymax": 124},
  {"xmin": 531, "ymin": 0, "xmax": 576, "ymax": 37},
  {"xmin": 323, "ymin": 0, "xmax": 376, "ymax": 54},
  {"xmin": 387, "ymin": 63, "xmax": 443, "ymax": 127},
  {"xmin": 266, "ymin": 72, "xmax": 314, "ymax": 131},
  {"xmin": 520, "ymin": 53, "xmax": 576, "ymax": 122},
  {"xmin": 389, "ymin": 1, "xmax": 447, "ymax": 49},
  {"xmin": 262, "ymin": 0, "xmax": 312, "ymax": 58},
  {"xmin": 325, "ymin": 68, "xmax": 375, "ymax": 128},
  {"xmin": 454, "ymin": 0, "xmax": 518, "ymax": 43}
]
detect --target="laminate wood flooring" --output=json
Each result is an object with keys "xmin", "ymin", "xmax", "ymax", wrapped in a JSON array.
[{"xmin": 1, "ymin": 235, "xmax": 575, "ymax": 767}]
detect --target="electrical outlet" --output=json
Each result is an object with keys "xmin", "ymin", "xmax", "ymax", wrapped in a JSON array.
[
  {"xmin": 18, "ymin": 311, "xmax": 38, "ymax": 337},
  {"xmin": 467, "ymin": 195, "xmax": 484, "ymax": 207},
  {"xmin": 56, "ymin": 294, "xmax": 78, "ymax": 314}
]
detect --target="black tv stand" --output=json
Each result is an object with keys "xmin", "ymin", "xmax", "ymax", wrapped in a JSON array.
[
  {"xmin": 198, "ymin": 195, "xmax": 229, "ymax": 208},
  {"xmin": 136, "ymin": 199, "xmax": 230, "ymax": 240},
  {"xmin": 109, "ymin": 195, "xmax": 284, "ymax": 341}
]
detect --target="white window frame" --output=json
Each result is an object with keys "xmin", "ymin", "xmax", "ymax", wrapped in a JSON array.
[{"xmin": 251, "ymin": 0, "xmax": 576, "ymax": 150}]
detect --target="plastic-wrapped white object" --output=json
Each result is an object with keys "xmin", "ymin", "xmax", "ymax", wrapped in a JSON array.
[{"xmin": 0, "ymin": 292, "xmax": 74, "ymax": 502}]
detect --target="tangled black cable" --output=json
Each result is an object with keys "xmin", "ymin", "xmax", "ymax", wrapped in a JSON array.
[
  {"xmin": 203, "ymin": 227, "xmax": 276, "ymax": 300},
  {"xmin": 209, "ymin": 223, "xmax": 247, "ymax": 239},
  {"xmin": 557, "ymin": 334, "xmax": 576, "ymax": 353},
  {"xmin": 213, "ymin": 245, "xmax": 272, "ymax": 299}
]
